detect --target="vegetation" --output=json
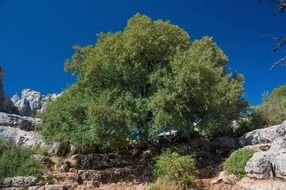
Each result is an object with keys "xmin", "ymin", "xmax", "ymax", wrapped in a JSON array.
[
  {"xmin": 223, "ymin": 149, "xmax": 255, "ymax": 179},
  {"xmin": 153, "ymin": 150, "xmax": 198, "ymax": 189},
  {"xmin": 255, "ymin": 84, "xmax": 286, "ymax": 127},
  {"xmin": 41, "ymin": 13, "xmax": 247, "ymax": 150},
  {"xmin": 149, "ymin": 179, "xmax": 183, "ymax": 190},
  {"xmin": 0, "ymin": 141, "xmax": 46, "ymax": 182}
]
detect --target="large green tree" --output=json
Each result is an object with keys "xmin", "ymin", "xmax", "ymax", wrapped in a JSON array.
[{"xmin": 41, "ymin": 14, "xmax": 247, "ymax": 150}]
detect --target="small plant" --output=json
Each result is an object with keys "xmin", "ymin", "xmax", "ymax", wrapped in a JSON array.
[
  {"xmin": 223, "ymin": 149, "xmax": 255, "ymax": 178},
  {"xmin": 31, "ymin": 147, "xmax": 49, "ymax": 156},
  {"xmin": 0, "ymin": 141, "xmax": 46, "ymax": 183},
  {"xmin": 154, "ymin": 149, "xmax": 198, "ymax": 189}
]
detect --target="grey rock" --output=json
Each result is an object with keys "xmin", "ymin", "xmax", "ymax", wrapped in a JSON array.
[
  {"xmin": 269, "ymin": 137, "xmax": 286, "ymax": 153},
  {"xmin": 0, "ymin": 126, "xmax": 45, "ymax": 147},
  {"xmin": 272, "ymin": 153, "xmax": 286, "ymax": 180},
  {"xmin": 47, "ymin": 142, "xmax": 70, "ymax": 156},
  {"xmin": 242, "ymin": 144, "xmax": 271, "ymax": 152},
  {"xmin": 12, "ymin": 89, "xmax": 59, "ymax": 117},
  {"xmin": 1, "ymin": 177, "xmax": 43, "ymax": 187},
  {"xmin": 245, "ymin": 152, "xmax": 274, "ymax": 179},
  {"xmin": 0, "ymin": 112, "xmax": 36, "ymax": 131},
  {"xmin": 44, "ymin": 185, "xmax": 69, "ymax": 190},
  {"xmin": 240, "ymin": 121, "xmax": 286, "ymax": 146}
]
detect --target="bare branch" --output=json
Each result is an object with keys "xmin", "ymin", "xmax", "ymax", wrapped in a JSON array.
[{"xmin": 269, "ymin": 57, "xmax": 286, "ymax": 70}]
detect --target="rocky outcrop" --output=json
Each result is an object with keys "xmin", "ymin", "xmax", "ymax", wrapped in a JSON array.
[
  {"xmin": 238, "ymin": 120, "xmax": 286, "ymax": 182},
  {"xmin": 0, "ymin": 112, "xmax": 45, "ymax": 147},
  {"xmin": 1, "ymin": 176, "xmax": 44, "ymax": 188},
  {"xmin": 0, "ymin": 65, "xmax": 17, "ymax": 114},
  {"xmin": 12, "ymin": 89, "xmax": 59, "ymax": 116},
  {"xmin": 0, "ymin": 125, "xmax": 45, "ymax": 147},
  {"xmin": 240, "ymin": 121, "xmax": 286, "ymax": 146}
]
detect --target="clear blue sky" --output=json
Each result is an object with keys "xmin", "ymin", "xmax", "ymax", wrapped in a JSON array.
[{"xmin": 0, "ymin": 0, "xmax": 285, "ymax": 105}]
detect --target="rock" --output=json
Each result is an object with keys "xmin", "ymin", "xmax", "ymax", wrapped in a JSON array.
[
  {"xmin": 71, "ymin": 154, "xmax": 129, "ymax": 170},
  {"xmin": 272, "ymin": 153, "xmax": 286, "ymax": 180},
  {"xmin": 245, "ymin": 151, "xmax": 274, "ymax": 179},
  {"xmin": 47, "ymin": 142, "xmax": 70, "ymax": 156},
  {"xmin": 238, "ymin": 177, "xmax": 286, "ymax": 190},
  {"xmin": 44, "ymin": 185, "xmax": 69, "ymax": 190},
  {"xmin": 12, "ymin": 89, "xmax": 59, "ymax": 117},
  {"xmin": 0, "ymin": 112, "xmax": 36, "ymax": 131},
  {"xmin": 1, "ymin": 176, "xmax": 43, "ymax": 187},
  {"xmin": 210, "ymin": 171, "xmax": 237, "ymax": 185},
  {"xmin": 0, "ymin": 65, "xmax": 18, "ymax": 114},
  {"xmin": 0, "ymin": 126, "xmax": 45, "ymax": 147},
  {"xmin": 240, "ymin": 121, "xmax": 286, "ymax": 146},
  {"xmin": 269, "ymin": 137, "xmax": 286, "ymax": 153},
  {"xmin": 242, "ymin": 144, "xmax": 271, "ymax": 152}
]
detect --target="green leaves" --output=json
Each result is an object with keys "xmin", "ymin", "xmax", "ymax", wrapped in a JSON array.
[
  {"xmin": 154, "ymin": 150, "xmax": 198, "ymax": 188},
  {"xmin": 0, "ymin": 141, "xmax": 46, "ymax": 182},
  {"xmin": 224, "ymin": 149, "xmax": 255, "ymax": 179},
  {"xmin": 255, "ymin": 84, "xmax": 286, "ymax": 127},
  {"xmin": 41, "ymin": 13, "xmax": 246, "ymax": 150}
]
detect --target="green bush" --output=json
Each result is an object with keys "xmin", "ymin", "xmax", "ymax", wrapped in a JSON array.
[
  {"xmin": 0, "ymin": 141, "xmax": 46, "ymax": 182},
  {"xmin": 223, "ymin": 149, "xmax": 255, "ymax": 178},
  {"xmin": 154, "ymin": 150, "xmax": 198, "ymax": 189},
  {"xmin": 41, "ymin": 13, "xmax": 247, "ymax": 151},
  {"xmin": 255, "ymin": 85, "xmax": 286, "ymax": 127}
]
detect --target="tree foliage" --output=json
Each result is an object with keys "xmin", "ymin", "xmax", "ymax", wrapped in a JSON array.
[
  {"xmin": 255, "ymin": 84, "xmax": 286, "ymax": 126},
  {"xmin": 41, "ymin": 14, "xmax": 247, "ymax": 150}
]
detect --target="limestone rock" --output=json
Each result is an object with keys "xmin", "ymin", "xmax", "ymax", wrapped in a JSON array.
[
  {"xmin": 12, "ymin": 89, "xmax": 59, "ymax": 116},
  {"xmin": 245, "ymin": 152, "xmax": 274, "ymax": 179},
  {"xmin": 242, "ymin": 143, "xmax": 271, "ymax": 152},
  {"xmin": 0, "ymin": 112, "xmax": 36, "ymax": 131},
  {"xmin": 1, "ymin": 177, "xmax": 43, "ymax": 188},
  {"xmin": 240, "ymin": 121, "xmax": 286, "ymax": 146},
  {"xmin": 0, "ymin": 126, "xmax": 45, "ymax": 147}
]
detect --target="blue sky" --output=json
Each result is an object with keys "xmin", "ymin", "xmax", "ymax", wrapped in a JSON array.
[{"xmin": 0, "ymin": 0, "xmax": 285, "ymax": 105}]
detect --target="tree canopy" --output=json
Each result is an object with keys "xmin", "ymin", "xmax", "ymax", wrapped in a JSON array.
[{"xmin": 41, "ymin": 14, "xmax": 247, "ymax": 150}]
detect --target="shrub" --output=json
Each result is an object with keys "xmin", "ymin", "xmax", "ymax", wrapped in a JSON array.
[
  {"xmin": 0, "ymin": 141, "xmax": 46, "ymax": 182},
  {"xmin": 255, "ymin": 85, "xmax": 286, "ymax": 127},
  {"xmin": 223, "ymin": 149, "xmax": 255, "ymax": 178},
  {"xmin": 154, "ymin": 150, "xmax": 198, "ymax": 189}
]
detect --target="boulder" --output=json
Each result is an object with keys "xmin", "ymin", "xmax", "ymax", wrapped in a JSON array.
[
  {"xmin": 269, "ymin": 137, "xmax": 286, "ymax": 153},
  {"xmin": 0, "ymin": 126, "xmax": 45, "ymax": 147},
  {"xmin": 245, "ymin": 152, "xmax": 274, "ymax": 179},
  {"xmin": 0, "ymin": 112, "xmax": 37, "ymax": 131},
  {"xmin": 240, "ymin": 121, "xmax": 286, "ymax": 146}
]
